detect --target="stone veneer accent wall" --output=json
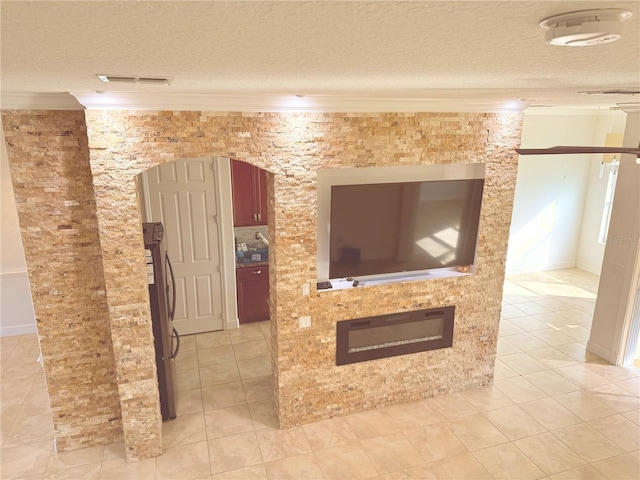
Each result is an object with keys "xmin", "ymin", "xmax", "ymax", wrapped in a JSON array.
[
  {"xmin": 1, "ymin": 110, "xmax": 123, "ymax": 452},
  {"xmin": 3, "ymin": 110, "xmax": 522, "ymax": 460}
]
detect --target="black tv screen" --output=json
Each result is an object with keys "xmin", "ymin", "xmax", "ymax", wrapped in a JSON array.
[{"xmin": 329, "ymin": 179, "xmax": 484, "ymax": 280}]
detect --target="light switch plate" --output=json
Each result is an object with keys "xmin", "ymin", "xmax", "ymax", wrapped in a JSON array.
[{"xmin": 300, "ymin": 316, "xmax": 312, "ymax": 328}]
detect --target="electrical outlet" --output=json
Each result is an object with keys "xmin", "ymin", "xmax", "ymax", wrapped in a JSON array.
[
  {"xmin": 299, "ymin": 316, "xmax": 312, "ymax": 328},
  {"xmin": 302, "ymin": 283, "xmax": 310, "ymax": 296}
]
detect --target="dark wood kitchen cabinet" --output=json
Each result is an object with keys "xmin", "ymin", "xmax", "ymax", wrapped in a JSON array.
[
  {"xmin": 236, "ymin": 266, "xmax": 270, "ymax": 323},
  {"xmin": 231, "ymin": 159, "xmax": 268, "ymax": 226}
]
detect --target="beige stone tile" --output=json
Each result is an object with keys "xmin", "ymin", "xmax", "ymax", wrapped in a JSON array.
[
  {"xmin": 427, "ymin": 452, "xmax": 492, "ymax": 479},
  {"xmin": 404, "ymin": 423, "xmax": 468, "ymax": 463},
  {"xmin": 211, "ymin": 464, "xmax": 267, "ymax": 480},
  {"xmin": 302, "ymin": 416, "xmax": 358, "ymax": 451},
  {"xmin": 510, "ymin": 316, "xmax": 549, "ymax": 332},
  {"xmin": 0, "ymin": 440, "xmax": 52, "ymax": 479},
  {"xmin": 506, "ymin": 332, "xmax": 552, "ymax": 351},
  {"xmin": 616, "ymin": 376, "xmax": 640, "ymax": 395},
  {"xmin": 199, "ymin": 362, "xmax": 241, "ymax": 387},
  {"xmin": 102, "ymin": 442, "xmax": 126, "ymax": 461},
  {"xmin": 496, "ymin": 337, "xmax": 521, "ymax": 356},
  {"xmin": 3, "ymin": 412, "xmax": 54, "ymax": 447},
  {"xmin": 257, "ymin": 321, "xmax": 271, "ymax": 338},
  {"xmin": 460, "ymin": 385, "xmax": 513, "ymax": 412},
  {"xmin": 197, "ymin": 345, "xmax": 236, "ymax": 367},
  {"xmin": 493, "ymin": 376, "xmax": 548, "ymax": 404},
  {"xmin": 98, "ymin": 456, "xmax": 156, "ymax": 480},
  {"xmin": 591, "ymin": 453, "xmax": 640, "ymax": 480},
  {"xmin": 0, "ymin": 355, "xmax": 43, "ymax": 377},
  {"xmin": 360, "ymin": 432, "xmax": 424, "ymax": 475},
  {"xmin": 175, "ymin": 367, "xmax": 201, "ymax": 391},
  {"xmin": 179, "ymin": 334, "xmax": 197, "ymax": 352},
  {"xmin": 473, "ymin": 442, "xmax": 545, "ymax": 480},
  {"xmin": 523, "ymin": 369, "xmax": 580, "ymax": 396},
  {"xmin": 232, "ymin": 339, "xmax": 270, "ymax": 361},
  {"xmin": 500, "ymin": 305, "xmax": 529, "ymax": 319},
  {"xmin": 20, "ymin": 380, "xmax": 51, "ymax": 415},
  {"xmin": 514, "ymin": 432, "xmax": 585, "ymax": 476},
  {"xmin": 553, "ymin": 423, "xmax": 624, "ymax": 462},
  {"xmin": 205, "ymin": 404, "xmax": 254, "ymax": 439},
  {"xmin": 377, "ymin": 464, "xmax": 437, "ymax": 480},
  {"xmin": 588, "ymin": 382, "xmax": 640, "ymax": 413},
  {"xmin": 447, "ymin": 413, "xmax": 508, "ymax": 451},
  {"xmin": 208, "ymin": 432, "xmax": 263, "ymax": 475},
  {"xmin": 242, "ymin": 376, "xmax": 272, "ymax": 404},
  {"xmin": 157, "ymin": 441, "xmax": 211, "ymax": 480},
  {"xmin": 248, "ymin": 400, "xmax": 278, "ymax": 430},
  {"xmin": 514, "ymin": 302, "xmax": 551, "ymax": 316},
  {"xmin": 315, "ymin": 443, "xmax": 378, "ymax": 480},
  {"xmin": 45, "ymin": 444, "xmax": 105, "ymax": 473},
  {"xmin": 531, "ymin": 328, "xmax": 574, "ymax": 346},
  {"xmin": 381, "ymin": 399, "xmax": 441, "ymax": 428},
  {"xmin": 424, "ymin": 392, "xmax": 479, "ymax": 419},
  {"xmin": 585, "ymin": 363, "xmax": 639, "ymax": 383},
  {"xmin": 548, "ymin": 464, "xmax": 606, "ymax": 480},
  {"xmin": 499, "ymin": 352, "xmax": 549, "ymax": 375},
  {"xmin": 175, "ymin": 388, "xmax": 204, "ymax": 416},
  {"xmin": 497, "ymin": 320, "xmax": 525, "ymax": 336},
  {"xmin": 554, "ymin": 342, "xmax": 595, "ymax": 363},
  {"xmin": 519, "ymin": 397, "xmax": 581, "ymax": 430},
  {"xmin": 554, "ymin": 364, "xmax": 611, "ymax": 390},
  {"xmin": 201, "ymin": 382, "xmax": 246, "ymax": 411},
  {"xmin": 236, "ymin": 356, "xmax": 271, "ymax": 381},
  {"xmin": 483, "ymin": 405, "xmax": 547, "ymax": 440},
  {"xmin": 196, "ymin": 331, "xmax": 231, "ymax": 349},
  {"xmin": 493, "ymin": 359, "xmax": 519, "ymax": 380},
  {"xmin": 255, "ymin": 426, "xmax": 311, "ymax": 463},
  {"xmin": 161, "ymin": 412, "xmax": 207, "ymax": 449},
  {"xmin": 559, "ymin": 325, "xmax": 590, "ymax": 342},
  {"xmin": 42, "ymin": 462, "xmax": 101, "ymax": 479},
  {"xmin": 229, "ymin": 326, "xmax": 264, "ymax": 345},
  {"xmin": 622, "ymin": 408, "xmax": 640, "ymax": 426},
  {"xmin": 553, "ymin": 390, "xmax": 616, "ymax": 421},
  {"xmin": 0, "ymin": 373, "xmax": 35, "ymax": 404},
  {"xmin": 264, "ymin": 452, "xmax": 324, "ymax": 480},
  {"xmin": 175, "ymin": 350, "xmax": 199, "ymax": 371},
  {"xmin": 345, "ymin": 408, "xmax": 401, "ymax": 440},
  {"xmin": 527, "ymin": 347, "xmax": 577, "ymax": 369}
]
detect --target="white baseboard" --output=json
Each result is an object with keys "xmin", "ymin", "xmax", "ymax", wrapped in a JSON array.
[
  {"xmin": 586, "ymin": 340, "xmax": 617, "ymax": 365},
  {"xmin": 576, "ymin": 261, "xmax": 602, "ymax": 276},
  {"xmin": 505, "ymin": 261, "xmax": 576, "ymax": 276},
  {"xmin": 0, "ymin": 323, "xmax": 37, "ymax": 337}
]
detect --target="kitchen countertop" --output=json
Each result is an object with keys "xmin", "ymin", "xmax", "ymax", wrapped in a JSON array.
[{"xmin": 236, "ymin": 261, "xmax": 269, "ymax": 269}]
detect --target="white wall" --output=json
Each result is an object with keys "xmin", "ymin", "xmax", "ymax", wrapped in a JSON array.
[
  {"xmin": 0, "ymin": 127, "xmax": 37, "ymax": 336},
  {"xmin": 506, "ymin": 110, "xmax": 622, "ymax": 275},
  {"xmin": 576, "ymin": 112, "xmax": 627, "ymax": 274}
]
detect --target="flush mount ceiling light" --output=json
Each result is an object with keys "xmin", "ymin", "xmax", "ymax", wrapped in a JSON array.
[{"xmin": 540, "ymin": 9, "xmax": 632, "ymax": 46}]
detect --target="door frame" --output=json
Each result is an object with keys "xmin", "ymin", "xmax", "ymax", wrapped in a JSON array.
[{"xmin": 139, "ymin": 157, "xmax": 239, "ymax": 331}]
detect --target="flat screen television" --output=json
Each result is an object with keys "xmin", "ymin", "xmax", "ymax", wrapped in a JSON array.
[{"xmin": 317, "ymin": 164, "xmax": 485, "ymax": 286}]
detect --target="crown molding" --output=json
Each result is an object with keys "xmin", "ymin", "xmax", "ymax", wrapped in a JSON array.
[
  {"xmin": 1, "ymin": 92, "xmax": 84, "ymax": 110},
  {"xmin": 617, "ymin": 102, "xmax": 640, "ymax": 113},
  {"xmin": 68, "ymin": 91, "xmax": 530, "ymax": 113}
]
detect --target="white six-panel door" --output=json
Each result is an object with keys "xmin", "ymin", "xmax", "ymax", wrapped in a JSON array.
[{"xmin": 146, "ymin": 159, "xmax": 224, "ymax": 335}]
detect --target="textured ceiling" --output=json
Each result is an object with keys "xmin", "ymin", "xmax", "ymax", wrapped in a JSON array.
[{"xmin": 1, "ymin": 0, "xmax": 639, "ymax": 109}]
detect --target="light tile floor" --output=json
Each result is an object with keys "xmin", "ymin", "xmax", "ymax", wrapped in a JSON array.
[{"xmin": 1, "ymin": 269, "xmax": 639, "ymax": 479}]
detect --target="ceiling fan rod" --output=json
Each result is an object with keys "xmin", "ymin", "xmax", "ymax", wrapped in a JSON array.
[{"xmin": 515, "ymin": 144, "xmax": 640, "ymax": 158}]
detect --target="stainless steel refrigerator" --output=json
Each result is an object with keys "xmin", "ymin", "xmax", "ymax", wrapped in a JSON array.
[{"xmin": 143, "ymin": 222, "xmax": 179, "ymax": 421}]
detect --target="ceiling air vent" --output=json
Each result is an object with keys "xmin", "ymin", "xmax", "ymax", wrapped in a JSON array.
[
  {"xmin": 578, "ymin": 89, "xmax": 640, "ymax": 96},
  {"xmin": 96, "ymin": 74, "xmax": 173, "ymax": 86}
]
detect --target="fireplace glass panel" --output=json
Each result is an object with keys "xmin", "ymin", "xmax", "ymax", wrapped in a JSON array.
[
  {"xmin": 336, "ymin": 306, "xmax": 454, "ymax": 365},
  {"xmin": 348, "ymin": 317, "xmax": 444, "ymax": 353}
]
